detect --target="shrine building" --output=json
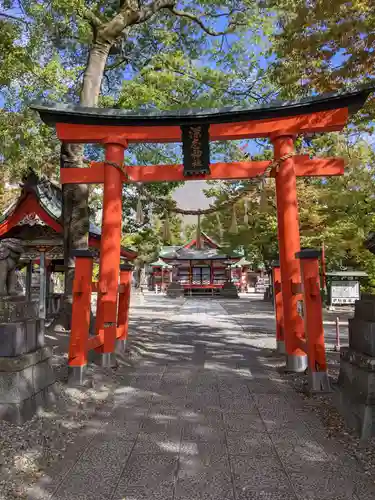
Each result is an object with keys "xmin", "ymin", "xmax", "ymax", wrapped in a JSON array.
[
  {"xmin": 0, "ymin": 171, "xmax": 137, "ymax": 316},
  {"xmin": 149, "ymin": 232, "xmax": 255, "ymax": 295}
]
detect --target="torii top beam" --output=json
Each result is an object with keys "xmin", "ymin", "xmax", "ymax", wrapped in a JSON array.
[{"xmin": 31, "ymin": 86, "xmax": 374, "ymax": 144}]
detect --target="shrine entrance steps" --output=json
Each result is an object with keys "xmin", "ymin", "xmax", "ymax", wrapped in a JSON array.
[
  {"xmin": 184, "ymin": 287, "xmax": 222, "ymax": 296},
  {"xmin": 29, "ymin": 297, "xmax": 375, "ymax": 500}
]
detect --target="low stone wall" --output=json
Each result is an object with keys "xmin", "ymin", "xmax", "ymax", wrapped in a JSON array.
[
  {"xmin": 219, "ymin": 282, "xmax": 239, "ymax": 299},
  {"xmin": 0, "ymin": 297, "xmax": 56, "ymax": 424},
  {"xmin": 337, "ymin": 295, "xmax": 375, "ymax": 439},
  {"xmin": 0, "ymin": 347, "xmax": 56, "ymax": 424},
  {"xmin": 166, "ymin": 282, "xmax": 184, "ymax": 298}
]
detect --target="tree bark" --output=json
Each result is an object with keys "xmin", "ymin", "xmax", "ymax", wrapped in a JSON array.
[{"xmin": 53, "ymin": 41, "xmax": 112, "ymax": 332}]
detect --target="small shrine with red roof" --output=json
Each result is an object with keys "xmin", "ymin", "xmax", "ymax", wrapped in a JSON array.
[
  {"xmin": 149, "ymin": 232, "xmax": 252, "ymax": 295},
  {"xmin": 0, "ymin": 171, "xmax": 137, "ymax": 315},
  {"xmin": 0, "ymin": 170, "xmax": 137, "ymax": 265}
]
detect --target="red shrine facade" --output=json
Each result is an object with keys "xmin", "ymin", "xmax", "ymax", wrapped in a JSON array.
[
  {"xmin": 0, "ymin": 171, "xmax": 137, "ymax": 265},
  {"xmin": 149, "ymin": 233, "xmax": 252, "ymax": 295}
]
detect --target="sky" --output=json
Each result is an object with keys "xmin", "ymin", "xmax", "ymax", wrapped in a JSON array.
[{"xmin": 172, "ymin": 180, "xmax": 213, "ymax": 225}]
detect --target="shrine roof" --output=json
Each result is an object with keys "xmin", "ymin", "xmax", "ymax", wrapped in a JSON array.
[
  {"xmin": 159, "ymin": 245, "xmax": 181, "ymax": 257},
  {"xmin": 232, "ymin": 256, "xmax": 252, "ymax": 267},
  {"xmin": 149, "ymin": 258, "xmax": 172, "ymax": 268},
  {"xmin": 0, "ymin": 171, "xmax": 137, "ymax": 259},
  {"xmin": 326, "ymin": 270, "xmax": 368, "ymax": 277},
  {"xmin": 0, "ymin": 172, "xmax": 100, "ymax": 235},
  {"xmin": 32, "ymin": 85, "xmax": 374, "ymax": 127},
  {"xmin": 162, "ymin": 247, "xmax": 239, "ymax": 261}
]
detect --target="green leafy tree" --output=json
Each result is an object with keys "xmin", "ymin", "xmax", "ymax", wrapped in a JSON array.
[
  {"xmin": 267, "ymin": 0, "xmax": 375, "ymax": 121},
  {"xmin": 1, "ymin": 0, "xmax": 271, "ymax": 327},
  {"xmin": 202, "ymin": 133, "xmax": 375, "ymax": 290}
]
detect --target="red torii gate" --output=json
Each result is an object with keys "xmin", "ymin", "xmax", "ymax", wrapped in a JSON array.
[{"xmin": 32, "ymin": 86, "xmax": 373, "ymax": 387}]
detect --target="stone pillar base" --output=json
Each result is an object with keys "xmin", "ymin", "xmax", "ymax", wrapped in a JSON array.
[
  {"xmin": 276, "ymin": 340, "xmax": 286, "ymax": 355},
  {"xmin": 336, "ymin": 347, "xmax": 375, "ymax": 439},
  {"xmin": 68, "ymin": 365, "xmax": 87, "ymax": 386},
  {"xmin": 308, "ymin": 371, "xmax": 331, "ymax": 393},
  {"xmin": 285, "ymin": 353, "xmax": 308, "ymax": 373},
  {"xmin": 219, "ymin": 282, "xmax": 239, "ymax": 299},
  {"xmin": 166, "ymin": 282, "xmax": 184, "ymax": 298},
  {"xmin": 98, "ymin": 352, "xmax": 117, "ymax": 368},
  {"xmin": 116, "ymin": 339, "xmax": 127, "ymax": 354},
  {"xmin": 0, "ymin": 346, "xmax": 56, "ymax": 425}
]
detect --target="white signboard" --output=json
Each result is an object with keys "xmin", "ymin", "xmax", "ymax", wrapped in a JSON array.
[{"xmin": 331, "ymin": 280, "xmax": 359, "ymax": 305}]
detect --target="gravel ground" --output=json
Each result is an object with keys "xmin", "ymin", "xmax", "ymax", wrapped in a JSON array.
[
  {"xmin": 282, "ymin": 351, "xmax": 375, "ymax": 480},
  {"xmin": 1, "ymin": 295, "xmax": 375, "ymax": 499},
  {"xmin": 0, "ymin": 345, "xmax": 138, "ymax": 500},
  {"xmin": 222, "ymin": 296, "xmax": 375, "ymax": 485}
]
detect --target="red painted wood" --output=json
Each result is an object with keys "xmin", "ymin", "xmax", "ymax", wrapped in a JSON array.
[
  {"xmin": 272, "ymin": 266, "xmax": 284, "ymax": 345},
  {"xmin": 117, "ymin": 268, "xmax": 132, "ymax": 341},
  {"xmin": 299, "ymin": 256, "xmax": 328, "ymax": 372},
  {"xmin": 184, "ymin": 234, "xmax": 219, "ymax": 249},
  {"xmin": 60, "ymin": 162, "xmax": 105, "ymax": 184},
  {"xmin": 182, "ymin": 284, "xmax": 224, "ymax": 289},
  {"xmin": 274, "ymin": 135, "xmax": 306, "ymax": 361},
  {"xmin": 88, "ymin": 237, "xmax": 136, "ymax": 260},
  {"xmin": 55, "ymin": 108, "xmax": 349, "ymax": 143},
  {"xmin": 69, "ymin": 255, "xmax": 93, "ymax": 367},
  {"xmin": 87, "ymin": 332, "xmax": 104, "ymax": 351},
  {"xmin": 97, "ymin": 142, "xmax": 124, "ymax": 353},
  {"xmin": 0, "ymin": 193, "xmax": 62, "ymax": 236},
  {"xmin": 60, "ymin": 156, "xmax": 344, "ymax": 185}
]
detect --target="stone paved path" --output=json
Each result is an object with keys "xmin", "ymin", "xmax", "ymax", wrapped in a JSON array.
[{"xmin": 29, "ymin": 297, "xmax": 375, "ymax": 500}]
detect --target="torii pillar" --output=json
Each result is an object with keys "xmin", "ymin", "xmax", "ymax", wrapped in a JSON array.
[
  {"xmin": 273, "ymin": 135, "xmax": 307, "ymax": 372},
  {"xmin": 96, "ymin": 137, "xmax": 126, "ymax": 366}
]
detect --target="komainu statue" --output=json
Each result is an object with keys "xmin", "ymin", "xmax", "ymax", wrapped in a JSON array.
[{"xmin": 0, "ymin": 238, "xmax": 24, "ymax": 296}]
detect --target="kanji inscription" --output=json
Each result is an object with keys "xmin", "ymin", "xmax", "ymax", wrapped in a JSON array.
[{"xmin": 181, "ymin": 124, "xmax": 210, "ymax": 176}]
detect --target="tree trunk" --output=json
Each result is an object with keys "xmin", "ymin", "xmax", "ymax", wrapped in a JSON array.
[{"xmin": 52, "ymin": 41, "xmax": 112, "ymax": 332}]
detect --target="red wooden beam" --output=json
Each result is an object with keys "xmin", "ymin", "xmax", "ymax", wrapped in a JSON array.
[
  {"xmin": 55, "ymin": 108, "xmax": 348, "ymax": 144},
  {"xmin": 87, "ymin": 326, "xmax": 124, "ymax": 351},
  {"xmin": 0, "ymin": 193, "xmax": 63, "ymax": 236},
  {"xmin": 60, "ymin": 156, "xmax": 344, "ymax": 185}
]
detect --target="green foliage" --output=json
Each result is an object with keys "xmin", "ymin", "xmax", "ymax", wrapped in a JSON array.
[
  {"xmin": 202, "ymin": 133, "xmax": 375, "ymax": 290},
  {"xmin": 267, "ymin": 0, "xmax": 375, "ymax": 123},
  {"xmin": 122, "ymin": 213, "xmax": 183, "ymax": 265},
  {"xmin": 0, "ymin": 0, "xmax": 271, "ymax": 261}
]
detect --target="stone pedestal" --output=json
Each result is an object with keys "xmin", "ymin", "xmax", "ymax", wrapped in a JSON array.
[
  {"xmin": 337, "ymin": 295, "xmax": 375, "ymax": 438},
  {"xmin": 219, "ymin": 282, "xmax": 239, "ymax": 299},
  {"xmin": 166, "ymin": 281, "xmax": 184, "ymax": 298},
  {"xmin": 0, "ymin": 297, "xmax": 56, "ymax": 424}
]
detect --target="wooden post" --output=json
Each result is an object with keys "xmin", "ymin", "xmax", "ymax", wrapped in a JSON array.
[
  {"xmin": 38, "ymin": 250, "xmax": 47, "ymax": 339},
  {"xmin": 25, "ymin": 261, "xmax": 32, "ymax": 301},
  {"xmin": 272, "ymin": 135, "xmax": 307, "ymax": 372},
  {"xmin": 117, "ymin": 263, "xmax": 133, "ymax": 353},
  {"xmin": 296, "ymin": 249, "xmax": 330, "ymax": 391},
  {"xmin": 321, "ymin": 241, "xmax": 328, "ymax": 305},
  {"xmin": 272, "ymin": 260, "xmax": 285, "ymax": 354},
  {"xmin": 97, "ymin": 138, "xmax": 126, "ymax": 366},
  {"xmin": 69, "ymin": 250, "xmax": 94, "ymax": 384}
]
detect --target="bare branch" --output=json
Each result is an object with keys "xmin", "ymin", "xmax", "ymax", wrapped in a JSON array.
[
  {"xmin": 167, "ymin": 6, "xmax": 241, "ymax": 36},
  {"xmin": 203, "ymin": 8, "xmax": 245, "ymax": 19},
  {"xmin": 0, "ymin": 11, "xmax": 29, "ymax": 25},
  {"xmin": 105, "ymin": 57, "xmax": 130, "ymax": 71}
]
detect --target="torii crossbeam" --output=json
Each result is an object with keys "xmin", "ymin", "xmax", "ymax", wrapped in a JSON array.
[
  {"xmin": 32, "ymin": 85, "xmax": 374, "ymax": 386},
  {"xmin": 60, "ymin": 156, "xmax": 344, "ymax": 184}
]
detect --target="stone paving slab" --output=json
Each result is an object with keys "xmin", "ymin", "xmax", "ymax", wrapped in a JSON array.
[{"xmin": 28, "ymin": 297, "xmax": 375, "ymax": 500}]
